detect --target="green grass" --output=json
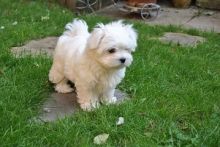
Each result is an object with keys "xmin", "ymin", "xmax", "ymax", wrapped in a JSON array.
[{"xmin": 0, "ymin": 0, "xmax": 220, "ymax": 146}]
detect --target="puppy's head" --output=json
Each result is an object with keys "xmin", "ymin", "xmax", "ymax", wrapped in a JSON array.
[{"xmin": 87, "ymin": 20, "xmax": 138, "ymax": 69}]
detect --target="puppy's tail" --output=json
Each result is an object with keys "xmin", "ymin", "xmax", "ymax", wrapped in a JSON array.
[{"xmin": 63, "ymin": 19, "xmax": 89, "ymax": 37}]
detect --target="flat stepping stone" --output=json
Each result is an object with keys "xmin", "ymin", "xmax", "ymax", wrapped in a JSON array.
[
  {"xmin": 11, "ymin": 37, "xmax": 58, "ymax": 57},
  {"xmin": 11, "ymin": 33, "xmax": 205, "ymax": 57},
  {"xmin": 159, "ymin": 32, "xmax": 205, "ymax": 47},
  {"xmin": 33, "ymin": 89, "xmax": 128, "ymax": 123}
]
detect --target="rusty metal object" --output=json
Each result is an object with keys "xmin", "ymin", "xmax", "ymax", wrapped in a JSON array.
[
  {"xmin": 112, "ymin": 0, "xmax": 160, "ymax": 21},
  {"xmin": 127, "ymin": 0, "xmax": 157, "ymax": 7}
]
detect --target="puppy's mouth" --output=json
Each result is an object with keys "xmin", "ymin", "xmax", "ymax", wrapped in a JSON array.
[
  {"xmin": 100, "ymin": 59, "xmax": 131, "ymax": 69},
  {"xmin": 117, "ymin": 63, "xmax": 129, "ymax": 68},
  {"xmin": 121, "ymin": 61, "xmax": 132, "ymax": 67}
]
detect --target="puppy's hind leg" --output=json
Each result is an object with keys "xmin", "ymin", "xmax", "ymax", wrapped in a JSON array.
[
  {"xmin": 49, "ymin": 62, "xmax": 74, "ymax": 93},
  {"xmin": 55, "ymin": 78, "xmax": 74, "ymax": 93}
]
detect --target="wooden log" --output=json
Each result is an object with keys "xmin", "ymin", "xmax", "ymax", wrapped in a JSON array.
[
  {"xmin": 172, "ymin": 0, "xmax": 192, "ymax": 8},
  {"xmin": 58, "ymin": 0, "xmax": 76, "ymax": 10}
]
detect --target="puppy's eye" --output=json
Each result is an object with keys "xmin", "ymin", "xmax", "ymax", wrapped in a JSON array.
[{"xmin": 108, "ymin": 48, "xmax": 116, "ymax": 53}]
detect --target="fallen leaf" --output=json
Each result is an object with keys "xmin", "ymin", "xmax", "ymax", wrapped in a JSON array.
[
  {"xmin": 12, "ymin": 21, "xmax": 18, "ymax": 25},
  {"xmin": 41, "ymin": 15, "xmax": 50, "ymax": 21},
  {"xmin": 138, "ymin": 112, "xmax": 147, "ymax": 116},
  {"xmin": 116, "ymin": 117, "xmax": 124, "ymax": 126},
  {"xmin": 144, "ymin": 132, "xmax": 153, "ymax": 138},
  {"xmin": 93, "ymin": 133, "xmax": 109, "ymax": 145},
  {"xmin": 214, "ymin": 104, "xmax": 220, "ymax": 114},
  {"xmin": 34, "ymin": 62, "xmax": 39, "ymax": 67},
  {"xmin": 43, "ymin": 108, "xmax": 51, "ymax": 113}
]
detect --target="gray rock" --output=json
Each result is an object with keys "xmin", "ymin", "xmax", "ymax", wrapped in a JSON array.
[
  {"xmin": 203, "ymin": 11, "xmax": 215, "ymax": 16},
  {"xmin": 11, "ymin": 37, "xmax": 58, "ymax": 57},
  {"xmin": 34, "ymin": 89, "xmax": 128, "ymax": 123},
  {"xmin": 159, "ymin": 32, "xmax": 205, "ymax": 47}
]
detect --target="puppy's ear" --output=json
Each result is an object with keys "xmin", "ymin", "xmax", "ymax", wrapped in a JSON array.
[
  {"xmin": 125, "ymin": 24, "xmax": 138, "ymax": 51},
  {"xmin": 113, "ymin": 20, "xmax": 138, "ymax": 46},
  {"xmin": 87, "ymin": 24, "xmax": 105, "ymax": 50}
]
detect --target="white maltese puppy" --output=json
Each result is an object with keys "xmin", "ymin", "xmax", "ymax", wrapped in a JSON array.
[{"xmin": 49, "ymin": 19, "xmax": 137, "ymax": 111}]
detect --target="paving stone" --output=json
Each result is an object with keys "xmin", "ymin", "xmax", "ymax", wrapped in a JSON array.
[
  {"xmin": 96, "ymin": 4, "xmax": 220, "ymax": 33},
  {"xmin": 159, "ymin": 32, "xmax": 205, "ymax": 47},
  {"xmin": 11, "ymin": 37, "xmax": 58, "ymax": 57},
  {"xmin": 34, "ymin": 89, "xmax": 128, "ymax": 122},
  {"xmin": 185, "ymin": 12, "xmax": 220, "ymax": 32}
]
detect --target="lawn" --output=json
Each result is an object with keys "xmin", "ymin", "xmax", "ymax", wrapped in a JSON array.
[{"xmin": 0, "ymin": 0, "xmax": 219, "ymax": 146}]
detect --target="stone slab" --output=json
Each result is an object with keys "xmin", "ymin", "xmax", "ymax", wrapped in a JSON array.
[
  {"xmin": 11, "ymin": 37, "xmax": 58, "ymax": 57},
  {"xmin": 147, "ymin": 7, "xmax": 197, "ymax": 26},
  {"xmin": 159, "ymin": 32, "xmax": 206, "ymax": 47},
  {"xmin": 185, "ymin": 12, "xmax": 220, "ymax": 32},
  {"xmin": 33, "ymin": 89, "xmax": 128, "ymax": 123}
]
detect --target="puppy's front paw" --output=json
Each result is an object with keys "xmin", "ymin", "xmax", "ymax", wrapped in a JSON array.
[
  {"xmin": 109, "ymin": 96, "xmax": 117, "ymax": 104},
  {"xmin": 80, "ymin": 103, "xmax": 92, "ymax": 111},
  {"xmin": 49, "ymin": 70, "xmax": 63, "ymax": 84},
  {"xmin": 103, "ymin": 96, "xmax": 117, "ymax": 105},
  {"xmin": 55, "ymin": 83, "xmax": 74, "ymax": 93},
  {"xmin": 80, "ymin": 101, "xmax": 100, "ymax": 111}
]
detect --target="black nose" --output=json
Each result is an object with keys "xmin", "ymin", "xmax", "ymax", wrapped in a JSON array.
[{"xmin": 120, "ymin": 58, "xmax": 126, "ymax": 63}]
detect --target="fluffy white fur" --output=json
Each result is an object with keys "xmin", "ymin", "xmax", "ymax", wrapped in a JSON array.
[{"xmin": 49, "ymin": 19, "xmax": 138, "ymax": 111}]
